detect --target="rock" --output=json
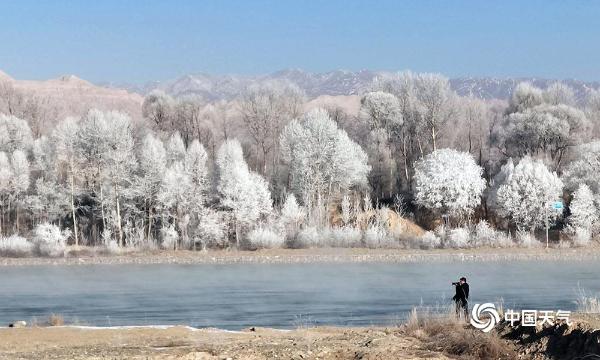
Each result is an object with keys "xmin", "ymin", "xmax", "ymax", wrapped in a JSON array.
[{"xmin": 8, "ymin": 321, "xmax": 27, "ymax": 328}]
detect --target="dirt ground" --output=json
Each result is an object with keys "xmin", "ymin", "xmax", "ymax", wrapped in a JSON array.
[
  {"xmin": 0, "ymin": 326, "xmax": 451, "ymax": 360},
  {"xmin": 1, "ymin": 246, "xmax": 599, "ymax": 266}
]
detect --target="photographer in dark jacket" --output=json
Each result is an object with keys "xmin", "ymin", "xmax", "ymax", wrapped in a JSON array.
[{"xmin": 452, "ymin": 277, "xmax": 469, "ymax": 320}]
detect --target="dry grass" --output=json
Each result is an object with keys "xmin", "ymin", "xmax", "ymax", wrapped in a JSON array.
[
  {"xmin": 47, "ymin": 313, "xmax": 65, "ymax": 326},
  {"xmin": 575, "ymin": 287, "xmax": 600, "ymax": 314},
  {"xmin": 405, "ymin": 304, "xmax": 513, "ymax": 360}
]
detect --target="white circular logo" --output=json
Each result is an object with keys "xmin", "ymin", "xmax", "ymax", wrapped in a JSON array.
[{"xmin": 470, "ymin": 303, "xmax": 500, "ymax": 332}]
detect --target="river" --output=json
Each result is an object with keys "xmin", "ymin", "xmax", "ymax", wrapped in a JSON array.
[{"xmin": 0, "ymin": 261, "xmax": 598, "ymax": 329}]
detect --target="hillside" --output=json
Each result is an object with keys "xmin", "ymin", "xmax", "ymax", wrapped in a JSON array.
[{"xmin": 0, "ymin": 71, "xmax": 144, "ymax": 122}]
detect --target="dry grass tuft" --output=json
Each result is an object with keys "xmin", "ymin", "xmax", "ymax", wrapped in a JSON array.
[
  {"xmin": 47, "ymin": 313, "xmax": 65, "ymax": 326},
  {"xmin": 576, "ymin": 288, "xmax": 600, "ymax": 314},
  {"xmin": 405, "ymin": 304, "xmax": 513, "ymax": 360}
]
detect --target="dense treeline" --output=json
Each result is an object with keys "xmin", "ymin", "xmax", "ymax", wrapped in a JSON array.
[{"xmin": 1, "ymin": 72, "xmax": 600, "ymax": 254}]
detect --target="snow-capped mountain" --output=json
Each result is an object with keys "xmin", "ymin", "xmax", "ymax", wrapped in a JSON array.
[{"xmin": 111, "ymin": 69, "xmax": 600, "ymax": 102}]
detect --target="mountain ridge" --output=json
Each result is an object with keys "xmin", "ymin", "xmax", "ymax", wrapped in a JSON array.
[{"xmin": 106, "ymin": 69, "xmax": 600, "ymax": 102}]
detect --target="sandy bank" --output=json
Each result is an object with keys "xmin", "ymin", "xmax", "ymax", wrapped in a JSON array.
[
  {"xmin": 1, "ymin": 247, "xmax": 599, "ymax": 267},
  {"xmin": 0, "ymin": 325, "xmax": 450, "ymax": 360}
]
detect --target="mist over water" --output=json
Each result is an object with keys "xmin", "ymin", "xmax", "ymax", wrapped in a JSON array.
[{"xmin": 0, "ymin": 261, "xmax": 598, "ymax": 329}]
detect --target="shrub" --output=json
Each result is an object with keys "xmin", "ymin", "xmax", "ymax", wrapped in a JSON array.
[
  {"xmin": 364, "ymin": 224, "xmax": 392, "ymax": 248},
  {"xmin": 48, "ymin": 313, "xmax": 65, "ymax": 326},
  {"xmin": 105, "ymin": 240, "xmax": 120, "ymax": 254},
  {"xmin": 418, "ymin": 231, "xmax": 441, "ymax": 249},
  {"xmin": 516, "ymin": 230, "xmax": 540, "ymax": 248},
  {"xmin": 296, "ymin": 226, "xmax": 320, "ymax": 248},
  {"xmin": 32, "ymin": 223, "xmax": 68, "ymax": 257},
  {"xmin": 0, "ymin": 235, "xmax": 33, "ymax": 257},
  {"xmin": 330, "ymin": 226, "xmax": 362, "ymax": 247},
  {"xmin": 160, "ymin": 225, "xmax": 179, "ymax": 250},
  {"xmin": 570, "ymin": 226, "xmax": 591, "ymax": 247},
  {"xmin": 247, "ymin": 227, "xmax": 284, "ymax": 249},
  {"xmin": 445, "ymin": 227, "xmax": 471, "ymax": 248},
  {"xmin": 195, "ymin": 210, "xmax": 227, "ymax": 249},
  {"xmin": 472, "ymin": 220, "xmax": 513, "ymax": 248}
]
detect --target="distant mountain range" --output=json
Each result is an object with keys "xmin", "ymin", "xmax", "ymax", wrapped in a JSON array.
[{"xmin": 106, "ymin": 69, "xmax": 600, "ymax": 101}]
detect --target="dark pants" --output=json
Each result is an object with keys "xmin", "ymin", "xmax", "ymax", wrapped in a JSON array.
[{"xmin": 455, "ymin": 299, "xmax": 469, "ymax": 320}]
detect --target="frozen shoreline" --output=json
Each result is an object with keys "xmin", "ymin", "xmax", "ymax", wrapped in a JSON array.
[{"xmin": 1, "ymin": 247, "xmax": 599, "ymax": 266}]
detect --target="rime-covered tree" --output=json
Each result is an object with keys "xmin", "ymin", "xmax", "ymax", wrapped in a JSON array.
[
  {"xmin": 567, "ymin": 184, "xmax": 597, "ymax": 243},
  {"xmin": 543, "ymin": 83, "xmax": 576, "ymax": 106},
  {"xmin": 359, "ymin": 91, "xmax": 403, "ymax": 197},
  {"xmin": 136, "ymin": 133, "xmax": 167, "ymax": 241},
  {"xmin": 562, "ymin": 141, "xmax": 600, "ymax": 193},
  {"xmin": 0, "ymin": 152, "xmax": 12, "ymax": 234},
  {"xmin": 497, "ymin": 156, "xmax": 563, "ymax": 239},
  {"xmin": 216, "ymin": 139, "xmax": 272, "ymax": 246},
  {"xmin": 239, "ymin": 81, "xmax": 304, "ymax": 175},
  {"xmin": 508, "ymin": 82, "xmax": 544, "ymax": 113},
  {"xmin": 142, "ymin": 90, "xmax": 175, "ymax": 132},
  {"xmin": 9, "ymin": 150, "xmax": 29, "ymax": 232},
  {"xmin": 413, "ymin": 148, "xmax": 486, "ymax": 222},
  {"xmin": 52, "ymin": 117, "xmax": 81, "ymax": 245},
  {"xmin": 280, "ymin": 108, "xmax": 370, "ymax": 210},
  {"xmin": 0, "ymin": 114, "xmax": 33, "ymax": 153}
]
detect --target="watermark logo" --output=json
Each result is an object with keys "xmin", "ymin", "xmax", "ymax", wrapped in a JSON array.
[
  {"xmin": 470, "ymin": 302, "xmax": 500, "ymax": 332},
  {"xmin": 470, "ymin": 303, "xmax": 572, "ymax": 332}
]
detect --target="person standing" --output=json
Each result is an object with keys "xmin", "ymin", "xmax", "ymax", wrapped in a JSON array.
[{"xmin": 452, "ymin": 277, "xmax": 469, "ymax": 320}]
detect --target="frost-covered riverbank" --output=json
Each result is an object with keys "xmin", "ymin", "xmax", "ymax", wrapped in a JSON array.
[{"xmin": 1, "ymin": 247, "xmax": 599, "ymax": 266}]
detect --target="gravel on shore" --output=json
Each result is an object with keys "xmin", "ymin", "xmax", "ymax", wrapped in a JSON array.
[{"xmin": 1, "ymin": 247, "xmax": 599, "ymax": 266}]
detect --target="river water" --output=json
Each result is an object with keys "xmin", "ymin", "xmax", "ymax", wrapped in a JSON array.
[{"xmin": 0, "ymin": 261, "xmax": 598, "ymax": 329}]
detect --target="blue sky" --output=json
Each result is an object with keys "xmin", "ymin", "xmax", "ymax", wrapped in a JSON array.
[{"xmin": 0, "ymin": 1, "xmax": 598, "ymax": 83}]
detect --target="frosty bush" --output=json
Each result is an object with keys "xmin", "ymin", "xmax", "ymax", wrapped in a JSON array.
[
  {"xmin": 0, "ymin": 235, "xmax": 33, "ymax": 257},
  {"xmin": 330, "ymin": 226, "xmax": 362, "ymax": 247},
  {"xmin": 160, "ymin": 225, "xmax": 179, "ymax": 250},
  {"xmin": 418, "ymin": 231, "xmax": 441, "ymax": 249},
  {"xmin": 516, "ymin": 230, "xmax": 541, "ymax": 248},
  {"xmin": 296, "ymin": 226, "xmax": 320, "ymax": 248},
  {"xmin": 105, "ymin": 240, "xmax": 120, "ymax": 254},
  {"xmin": 572, "ymin": 227, "xmax": 591, "ymax": 247},
  {"xmin": 195, "ymin": 210, "xmax": 227, "ymax": 249},
  {"xmin": 473, "ymin": 221, "xmax": 513, "ymax": 248},
  {"xmin": 247, "ymin": 227, "xmax": 284, "ymax": 249},
  {"xmin": 364, "ymin": 224, "xmax": 392, "ymax": 248},
  {"xmin": 445, "ymin": 227, "xmax": 471, "ymax": 248},
  {"xmin": 32, "ymin": 223, "xmax": 68, "ymax": 257}
]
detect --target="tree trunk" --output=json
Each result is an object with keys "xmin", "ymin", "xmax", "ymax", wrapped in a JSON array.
[
  {"xmin": 114, "ymin": 184, "xmax": 123, "ymax": 247},
  {"xmin": 70, "ymin": 172, "xmax": 79, "ymax": 246}
]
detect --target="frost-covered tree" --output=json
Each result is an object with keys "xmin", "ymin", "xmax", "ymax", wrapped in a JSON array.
[
  {"xmin": 0, "ymin": 152, "xmax": 12, "ymax": 235},
  {"xmin": 9, "ymin": 150, "xmax": 29, "ymax": 232},
  {"xmin": 370, "ymin": 72, "xmax": 458, "ymax": 188},
  {"xmin": 359, "ymin": 91, "xmax": 403, "ymax": 131},
  {"xmin": 359, "ymin": 91, "xmax": 403, "ymax": 197},
  {"xmin": 52, "ymin": 117, "xmax": 81, "ymax": 245},
  {"xmin": 217, "ymin": 139, "xmax": 272, "ymax": 246},
  {"xmin": 280, "ymin": 193, "xmax": 305, "ymax": 236},
  {"xmin": 543, "ymin": 83, "xmax": 576, "ymax": 106},
  {"xmin": 508, "ymin": 82, "xmax": 544, "ymax": 113},
  {"xmin": 239, "ymin": 81, "xmax": 305, "ymax": 175},
  {"xmin": 280, "ymin": 108, "xmax": 370, "ymax": 208},
  {"xmin": 0, "ymin": 114, "xmax": 33, "ymax": 153},
  {"xmin": 166, "ymin": 132, "xmax": 186, "ymax": 165},
  {"xmin": 497, "ymin": 156, "xmax": 563, "ymax": 238},
  {"xmin": 562, "ymin": 141, "xmax": 600, "ymax": 193},
  {"xmin": 499, "ymin": 105, "xmax": 590, "ymax": 169},
  {"xmin": 413, "ymin": 148, "xmax": 486, "ymax": 221},
  {"xmin": 158, "ymin": 162, "xmax": 192, "ymax": 249},
  {"xmin": 184, "ymin": 139, "xmax": 209, "ymax": 208},
  {"xmin": 136, "ymin": 133, "xmax": 167, "ymax": 241},
  {"xmin": 142, "ymin": 90, "xmax": 175, "ymax": 131},
  {"xmin": 567, "ymin": 184, "xmax": 597, "ymax": 244}
]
